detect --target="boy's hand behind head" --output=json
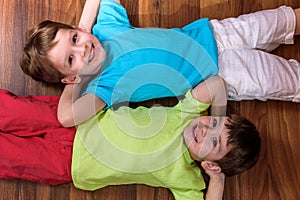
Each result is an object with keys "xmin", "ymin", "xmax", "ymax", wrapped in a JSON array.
[{"xmin": 201, "ymin": 161, "xmax": 225, "ymax": 179}]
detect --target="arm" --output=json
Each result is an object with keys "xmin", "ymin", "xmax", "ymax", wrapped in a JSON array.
[
  {"xmin": 57, "ymin": 80, "xmax": 106, "ymax": 127},
  {"xmin": 191, "ymin": 76, "xmax": 228, "ymax": 116},
  {"xmin": 191, "ymin": 76, "xmax": 227, "ymax": 199},
  {"xmin": 201, "ymin": 161, "xmax": 225, "ymax": 200},
  {"xmin": 78, "ymin": 0, "xmax": 121, "ymax": 32},
  {"xmin": 78, "ymin": 0, "xmax": 101, "ymax": 32}
]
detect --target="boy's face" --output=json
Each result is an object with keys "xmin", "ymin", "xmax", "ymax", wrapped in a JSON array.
[
  {"xmin": 48, "ymin": 28, "xmax": 106, "ymax": 82},
  {"xmin": 183, "ymin": 116, "xmax": 232, "ymax": 162}
]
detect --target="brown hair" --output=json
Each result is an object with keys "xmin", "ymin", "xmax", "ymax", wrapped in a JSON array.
[
  {"xmin": 20, "ymin": 20, "xmax": 74, "ymax": 83},
  {"xmin": 215, "ymin": 114, "xmax": 261, "ymax": 176}
]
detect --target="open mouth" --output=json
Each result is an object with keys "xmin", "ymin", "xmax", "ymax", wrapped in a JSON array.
[
  {"xmin": 193, "ymin": 125, "xmax": 198, "ymax": 143},
  {"xmin": 88, "ymin": 43, "xmax": 95, "ymax": 63}
]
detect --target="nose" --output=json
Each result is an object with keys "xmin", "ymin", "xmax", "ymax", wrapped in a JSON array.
[
  {"xmin": 201, "ymin": 125, "xmax": 208, "ymax": 137},
  {"xmin": 197, "ymin": 123, "xmax": 208, "ymax": 137},
  {"xmin": 74, "ymin": 43, "xmax": 87, "ymax": 57}
]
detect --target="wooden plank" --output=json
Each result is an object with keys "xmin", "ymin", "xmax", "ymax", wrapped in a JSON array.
[{"xmin": 0, "ymin": 0, "xmax": 299, "ymax": 199}]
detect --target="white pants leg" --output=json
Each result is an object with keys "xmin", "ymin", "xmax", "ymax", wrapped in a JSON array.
[
  {"xmin": 218, "ymin": 49, "xmax": 300, "ymax": 102},
  {"xmin": 210, "ymin": 6, "xmax": 300, "ymax": 102}
]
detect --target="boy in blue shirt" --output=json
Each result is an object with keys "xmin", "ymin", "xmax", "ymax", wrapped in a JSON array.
[{"xmin": 20, "ymin": 0, "xmax": 300, "ymax": 127}]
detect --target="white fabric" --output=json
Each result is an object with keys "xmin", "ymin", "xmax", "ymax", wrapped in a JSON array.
[{"xmin": 210, "ymin": 6, "xmax": 300, "ymax": 102}]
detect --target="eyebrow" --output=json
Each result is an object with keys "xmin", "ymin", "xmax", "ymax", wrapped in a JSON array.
[
  {"xmin": 218, "ymin": 121, "xmax": 228, "ymax": 153},
  {"xmin": 63, "ymin": 55, "xmax": 69, "ymax": 69},
  {"xmin": 218, "ymin": 134, "xmax": 222, "ymax": 153},
  {"xmin": 62, "ymin": 31, "xmax": 74, "ymax": 69}
]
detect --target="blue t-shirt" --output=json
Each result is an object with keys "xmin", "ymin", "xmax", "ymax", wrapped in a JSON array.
[{"xmin": 85, "ymin": 0, "xmax": 218, "ymax": 109}]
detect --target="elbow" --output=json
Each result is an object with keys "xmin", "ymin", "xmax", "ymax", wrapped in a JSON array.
[{"xmin": 57, "ymin": 113, "xmax": 75, "ymax": 128}]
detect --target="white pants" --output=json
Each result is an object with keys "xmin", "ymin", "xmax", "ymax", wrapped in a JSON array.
[{"xmin": 210, "ymin": 6, "xmax": 300, "ymax": 102}]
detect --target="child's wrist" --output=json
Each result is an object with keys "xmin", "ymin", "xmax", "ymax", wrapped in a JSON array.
[{"xmin": 209, "ymin": 173, "xmax": 225, "ymax": 183}]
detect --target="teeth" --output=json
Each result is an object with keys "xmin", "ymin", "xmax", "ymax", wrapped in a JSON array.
[
  {"xmin": 88, "ymin": 46, "xmax": 94, "ymax": 62},
  {"xmin": 193, "ymin": 125, "xmax": 198, "ymax": 142}
]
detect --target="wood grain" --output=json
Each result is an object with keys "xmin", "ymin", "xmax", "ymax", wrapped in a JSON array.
[{"xmin": 0, "ymin": 0, "xmax": 299, "ymax": 199}]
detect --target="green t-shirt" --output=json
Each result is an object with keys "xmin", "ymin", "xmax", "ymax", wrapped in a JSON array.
[{"xmin": 72, "ymin": 90, "xmax": 210, "ymax": 200}]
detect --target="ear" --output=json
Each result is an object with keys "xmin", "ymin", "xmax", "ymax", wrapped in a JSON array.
[
  {"xmin": 201, "ymin": 161, "xmax": 222, "ymax": 173},
  {"xmin": 61, "ymin": 76, "xmax": 81, "ymax": 84}
]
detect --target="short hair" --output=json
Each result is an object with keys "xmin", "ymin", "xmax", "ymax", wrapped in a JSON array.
[
  {"xmin": 215, "ymin": 114, "xmax": 261, "ymax": 176},
  {"xmin": 20, "ymin": 20, "xmax": 75, "ymax": 83}
]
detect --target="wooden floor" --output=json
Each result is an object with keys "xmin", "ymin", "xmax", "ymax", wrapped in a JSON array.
[{"xmin": 1, "ymin": 0, "xmax": 300, "ymax": 199}]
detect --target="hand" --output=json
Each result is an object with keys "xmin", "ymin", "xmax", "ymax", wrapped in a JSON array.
[
  {"xmin": 202, "ymin": 161, "xmax": 225, "ymax": 200},
  {"xmin": 201, "ymin": 161, "xmax": 225, "ymax": 180}
]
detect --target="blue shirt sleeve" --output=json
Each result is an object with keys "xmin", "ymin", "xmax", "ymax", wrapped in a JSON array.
[{"xmin": 92, "ymin": 0, "xmax": 133, "ymax": 41}]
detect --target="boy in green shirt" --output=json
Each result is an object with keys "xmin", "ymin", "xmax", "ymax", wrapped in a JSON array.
[
  {"xmin": 72, "ymin": 76, "xmax": 261, "ymax": 200},
  {"xmin": 0, "ymin": 76, "xmax": 260, "ymax": 199}
]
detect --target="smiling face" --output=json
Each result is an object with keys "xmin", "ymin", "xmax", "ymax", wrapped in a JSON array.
[
  {"xmin": 183, "ymin": 116, "xmax": 232, "ymax": 162},
  {"xmin": 47, "ymin": 28, "xmax": 106, "ymax": 82}
]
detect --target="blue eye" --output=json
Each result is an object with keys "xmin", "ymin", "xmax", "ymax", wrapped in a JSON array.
[{"xmin": 212, "ymin": 137, "xmax": 218, "ymax": 147}]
